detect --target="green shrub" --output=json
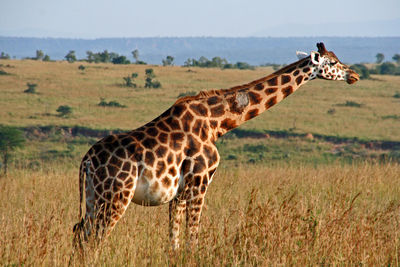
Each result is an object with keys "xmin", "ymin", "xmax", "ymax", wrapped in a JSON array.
[
  {"xmin": 226, "ymin": 154, "xmax": 237, "ymax": 160},
  {"xmin": 381, "ymin": 115, "xmax": 400, "ymax": 120},
  {"xmin": 0, "ymin": 69, "xmax": 9, "ymax": 75},
  {"xmin": 327, "ymin": 108, "xmax": 336, "ymax": 115},
  {"xmin": 123, "ymin": 73, "xmax": 138, "ymax": 87},
  {"xmin": 144, "ymin": 69, "xmax": 162, "ymax": 88},
  {"xmin": 56, "ymin": 105, "xmax": 73, "ymax": 117},
  {"xmin": 24, "ymin": 83, "xmax": 38, "ymax": 94},
  {"xmin": 336, "ymin": 101, "xmax": 364, "ymax": 108},
  {"xmin": 98, "ymin": 98, "xmax": 126, "ymax": 108}
]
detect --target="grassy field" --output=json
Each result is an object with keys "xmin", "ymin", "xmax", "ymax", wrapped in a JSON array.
[
  {"xmin": 0, "ymin": 59, "xmax": 400, "ymax": 265},
  {"xmin": 1, "ymin": 59, "xmax": 400, "ymax": 140}
]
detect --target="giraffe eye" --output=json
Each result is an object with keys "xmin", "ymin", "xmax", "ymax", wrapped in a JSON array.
[{"xmin": 329, "ymin": 61, "xmax": 338, "ymax": 66}]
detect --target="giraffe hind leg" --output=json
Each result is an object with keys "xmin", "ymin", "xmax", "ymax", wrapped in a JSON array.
[
  {"xmin": 169, "ymin": 197, "xmax": 186, "ymax": 250},
  {"xmin": 84, "ymin": 191, "xmax": 132, "ymax": 247}
]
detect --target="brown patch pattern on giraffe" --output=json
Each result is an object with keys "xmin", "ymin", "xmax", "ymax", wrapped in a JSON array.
[
  {"xmin": 282, "ymin": 86, "xmax": 294, "ymax": 98},
  {"xmin": 295, "ymin": 76, "xmax": 303, "ymax": 85},
  {"xmin": 265, "ymin": 96, "xmax": 277, "ymax": 109},
  {"xmin": 248, "ymin": 91, "xmax": 262, "ymax": 105},
  {"xmin": 267, "ymin": 76, "xmax": 278, "ymax": 86},
  {"xmin": 265, "ymin": 88, "xmax": 278, "ymax": 95},
  {"xmin": 207, "ymin": 96, "xmax": 221, "ymax": 105},
  {"xmin": 255, "ymin": 83, "xmax": 264, "ymax": 91},
  {"xmin": 281, "ymin": 75, "xmax": 291, "ymax": 85},
  {"xmin": 210, "ymin": 105, "xmax": 225, "ymax": 117},
  {"xmin": 189, "ymin": 103, "xmax": 208, "ymax": 117},
  {"xmin": 245, "ymin": 109, "xmax": 259, "ymax": 121},
  {"xmin": 220, "ymin": 118, "xmax": 237, "ymax": 131}
]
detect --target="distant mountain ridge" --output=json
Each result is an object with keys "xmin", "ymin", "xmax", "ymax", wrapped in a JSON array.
[{"xmin": 0, "ymin": 36, "xmax": 399, "ymax": 65}]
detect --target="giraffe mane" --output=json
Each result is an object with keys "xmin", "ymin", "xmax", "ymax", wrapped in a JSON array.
[{"xmin": 174, "ymin": 56, "xmax": 310, "ymax": 105}]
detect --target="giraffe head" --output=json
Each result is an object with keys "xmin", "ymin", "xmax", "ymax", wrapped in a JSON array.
[{"xmin": 309, "ymin": 42, "xmax": 359, "ymax": 84}]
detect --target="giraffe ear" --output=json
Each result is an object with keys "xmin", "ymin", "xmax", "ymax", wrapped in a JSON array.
[
  {"xmin": 310, "ymin": 51, "xmax": 322, "ymax": 65},
  {"xmin": 296, "ymin": 51, "xmax": 308, "ymax": 60}
]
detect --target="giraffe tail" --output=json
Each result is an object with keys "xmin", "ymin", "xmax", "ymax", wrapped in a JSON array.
[{"xmin": 73, "ymin": 159, "xmax": 90, "ymax": 247}]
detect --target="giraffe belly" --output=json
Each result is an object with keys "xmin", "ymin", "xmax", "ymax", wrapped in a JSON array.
[{"xmin": 131, "ymin": 174, "xmax": 181, "ymax": 206}]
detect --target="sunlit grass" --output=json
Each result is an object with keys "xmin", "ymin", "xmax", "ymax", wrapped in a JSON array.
[{"xmin": 1, "ymin": 162, "xmax": 399, "ymax": 265}]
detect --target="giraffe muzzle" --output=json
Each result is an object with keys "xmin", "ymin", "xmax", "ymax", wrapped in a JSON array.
[{"xmin": 346, "ymin": 70, "xmax": 360, "ymax": 84}]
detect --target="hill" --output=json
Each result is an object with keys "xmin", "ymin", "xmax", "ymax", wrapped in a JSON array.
[{"xmin": 1, "ymin": 36, "xmax": 399, "ymax": 65}]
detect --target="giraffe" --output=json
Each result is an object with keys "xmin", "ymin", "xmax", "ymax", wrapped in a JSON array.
[{"xmin": 73, "ymin": 42, "xmax": 359, "ymax": 250}]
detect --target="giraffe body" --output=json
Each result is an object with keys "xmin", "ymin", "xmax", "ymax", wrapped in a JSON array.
[{"xmin": 73, "ymin": 43, "xmax": 359, "ymax": 250}]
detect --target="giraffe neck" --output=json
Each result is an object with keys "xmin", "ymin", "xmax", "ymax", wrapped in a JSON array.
[
  {"xmin": 212, "ymin": 57, "xmax": 314, "ymax": 137},
  {"xmin": 173, "ymin": 56, "xmax": 314, "ymax": 141}
]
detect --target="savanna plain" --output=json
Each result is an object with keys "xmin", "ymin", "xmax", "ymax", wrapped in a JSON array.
[{"xmin": 1, "ymin": 59, "xmax": 400, "ymax": 266}]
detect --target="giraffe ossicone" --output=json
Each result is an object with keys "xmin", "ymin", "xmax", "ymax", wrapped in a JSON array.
[
  {"xmin": 73, "ymin": 42, "xmax": 359, "ymax": 250},
  {"xmin": 296, "ymin": 51, "xmax": 308, "ymax": 59}
]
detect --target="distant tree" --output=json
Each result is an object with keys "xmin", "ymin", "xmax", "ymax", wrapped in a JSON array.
[
  {"xmin": 0, "ymin": 52, "xmax": 10, "ymax": 59},
  {"xmin": 35, "ymin": 50, "xmax": 44, "ymax": 60},
  {"xmin": 24, "ymin": 83, "xmax": 38, "ymax": 94},
  {"xmin": 0, "ymin": 125, "xmax": 25, "ymax": 176},
  {"xmin": 86, "ymin": 51, "xmax": 95, "ymax": 63},
  {"xmin": 56, "ymin": 105, "xmax": 73, "ymax": 117},
  {"xmin": 65, "ymin": 50, "xmax": 77, "ymax": 63},
  {"xmin": 235, "ymin": 61, "xmax": 255, "ymax": 70},
  {"xmin": 162, "ymin": 55, "xmax": 174, "ymax": 66},
  {"xmin": 393, "ymin": 54, "xmax": 400, "ymax": 65},
  {"xmin": 211, "ymin": 57, "xmax": 227, "ymax": 68},
  {"xmin": 43, "ymin": 54, "xmax": 50, "ymax": 61},
  {"xmin": 376, "ymin": 53, "xmax": 384, "ymax": 64},
  {"xmin": 184, "ymin": 58, "xmax": 193, "ymax": 67},
  {"xmin": 100, "ymin": 50, "xmax": 111, "ymax": 63},
  {"xmin": 132, "ymin": 49, "xmax": 139, "ymax": 63},
  {"xmin": 198, "ymin": 56, "xmax": 208, "ymax": 66},
  {"xmin": 78, "ymin": 65, "xmax": 86, "ymax": 71}
]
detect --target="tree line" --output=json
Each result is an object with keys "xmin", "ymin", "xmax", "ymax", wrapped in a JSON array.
[
  {"xmin": 1, "ymin": 49, "xmax": 257, "ymax": 70},
  {"xmin": 1, "ymin": 49, "xmax": 400, "ymax": 74}
]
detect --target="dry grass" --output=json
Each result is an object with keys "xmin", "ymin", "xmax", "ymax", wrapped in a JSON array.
[{"xmin": 1, "ymin": 162, "xmax": 399, "ymax": 266}]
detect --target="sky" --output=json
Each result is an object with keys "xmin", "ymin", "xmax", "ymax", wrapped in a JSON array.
[{"xmin": 0, "ymin": 0, "xmax": 399, "ymax": 38}]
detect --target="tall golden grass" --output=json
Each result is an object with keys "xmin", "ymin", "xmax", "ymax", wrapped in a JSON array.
[{"xmin": 1, "ymin": 162, "xmax": 399, "ymax": 265}]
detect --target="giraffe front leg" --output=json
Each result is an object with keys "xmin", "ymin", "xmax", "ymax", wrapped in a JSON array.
[{"xmin": 169, "ymin": 197, "xmax": 186, "ymax": 250}]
